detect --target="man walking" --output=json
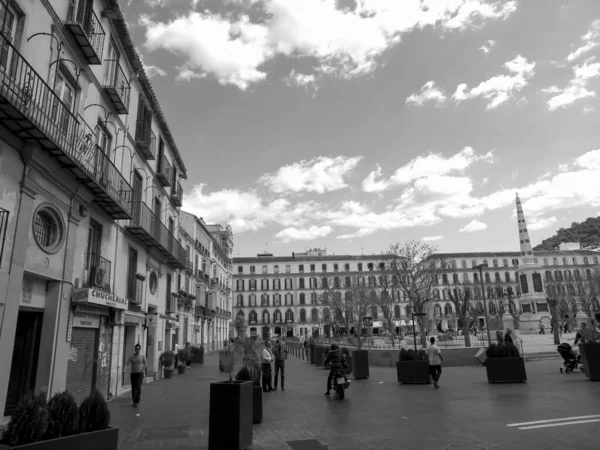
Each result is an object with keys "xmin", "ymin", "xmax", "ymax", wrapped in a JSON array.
[
  {"xmin": 126, "ymin": 344, "xmax": 147, "ymax": 407},
  {"xmin": 273, "ymin": 339, "xmax": 288, "ymax": 390},
  {"xmin": 427, "ymin": 337, "xmax": 444, "ymax": 389}
]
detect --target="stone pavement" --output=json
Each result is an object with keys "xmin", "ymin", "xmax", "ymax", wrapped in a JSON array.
[{"xmin": 109, "ymin": 349, "xmax": 600, "ymax": 450}]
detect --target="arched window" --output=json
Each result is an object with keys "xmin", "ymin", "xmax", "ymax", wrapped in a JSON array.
[
  {"xmin": 299, "ymin": 278, "xmax": 305, "ymax": 289},
  {"xmin": 574, "ymin": 270, "xmax": 581, "ymax": 280},
  {"xmin": 444, "ymin": 303, "xmax": 453, "ymax": 316},
  {"xmin": 311, "ymin": 308, "xmax": 319, "ymax": 322},
  {"xmin": 273, "ymin": 294, "xmax": 281, "ymax": 306},
  {"xmin": 394, "ymin": 305, "xmax": 401, "ymax": 319},
  {"xmin": 345, "ymin": 276, "xmax": 351, "ymax": 287},
  {"xmin": 249, "ymin": 310, "xmax": 257, "ymax": 323},
  {"xmin": 555, "ymin": 270, "xmax": 563, "ymax": 281},
  {"xmin": 564, "ymin": 270, "xmax": 572, "ymax": 281},
  {"xmin": 323, "ymin": 307, "xmax": 330, "ymax": 322},
  {"xmin": 300, "ymin": 293, "xmax": 306, "ymax": 304},
  {"xmin": 237, "ymin": 310, "xmax": 245, "ymax": 317},
  {"xmin": 261, "ymin": 294, "xmax": 269, "ymax": 306},
  {"xmin": 285, "ymin": 293, "xmax": 293, "ymax": 305},
  {"xmin": 299, "ymin": 308, "xmax": 306, "ymax": 322},
  {"xmin": 434, "ymin": 304, "xmax": 442, "ymax": 316},
  {"xmin": 249, "ymin": 294, "xmax": 256, "ymax": 306},
  {"xmin": 285, "ymin": 309, "xmax": 294, "ymax": 323},
  {"xmin": 545, "ymin": 270, "xmax": 552, "ymax": 281},
  {"xmin": 322, "ymin": 277, "xmax": 328, "ymax": 288},
  {"xmin": 236, "ymin": 294, "xmax": 244, "ymax": 307},
  {"xmin": 586, "ymin": 269, "xmax": 592, "ymax": 279},
  {"xmin": 262, "ymin": 310, "xmax": 270, "ymax": 324},
  {"xmin": 489, "ymin": 301, "xmax": 497, "ymax": 315},
  {"xmin": 485, "ymin": 273, "xmax": 491, "ymax": 283},
  {"xmin": 311, "ymin": 292, "xmax": 318, "ymax": 304},
  {"xmin": 334, "ymin": 277, "xmax": 340, "ymax": 288},
  {"xmin": 495, "ymin": 272, "xmax": 501, "ymax": 282},
  {"xmin": 273, "ymin": 309, "xmax": 282, "ymax": 323}
]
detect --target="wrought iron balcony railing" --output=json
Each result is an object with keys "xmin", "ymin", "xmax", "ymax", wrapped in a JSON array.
[
  {"xmin": 103, "ymin": 59, "xmax": 130, "ymax": 114},
  {"xmin": 0, "ymin": 36, "xmax": 132, "ymax": 219},
  {"xmin": 65, "ymin": 0, "xmax": 105, "ymax": 64},
  {"xmin": 126, "ymin": 201, "xmax": 186, "ymax": 269},
  {"xmin": 171, "ymin": 180, "xmax": 182, "ymax": 207},
  {"xmin": 84, "ymin": 253, "xmax": 111, "ymax": 290},
  {"xmin": 157, "ymin": 154, "xmax": 172, "ymax": 187},
  {"xmin": 135, "ymin": 119, "xmax": 156, "ymax": 160}
]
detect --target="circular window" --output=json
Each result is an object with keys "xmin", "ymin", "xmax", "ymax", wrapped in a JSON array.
[
  {"xmin": 149, "ymin": 271, "xmax": 158, "ymax": 294},
  {"xmin": 32, "ymin": 206, "xmax": 64, "ymax": 254}
]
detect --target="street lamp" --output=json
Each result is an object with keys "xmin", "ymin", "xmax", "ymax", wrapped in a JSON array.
[
  {"xmin": 411, "ymin": 312, "xmax": 427, "ymax": 352},
  {"xmin": 477, "ymin": 263, "xmax": 493, "ymax": 345}
]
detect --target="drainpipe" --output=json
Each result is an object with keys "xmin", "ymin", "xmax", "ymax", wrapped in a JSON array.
[{"xmin": 48, "ymin": 182, "xmax": 81, "ymax": 396}]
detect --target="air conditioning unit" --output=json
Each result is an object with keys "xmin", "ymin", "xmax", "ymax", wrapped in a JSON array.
[{"xmin": 107, "ymin": 309, "xmax": 123, "ymax": 326}]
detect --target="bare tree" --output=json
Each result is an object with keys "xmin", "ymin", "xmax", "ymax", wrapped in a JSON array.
[
  {"xmin": 384, "ymin": 240, "xmax": 444, "ymax": 348},
  {"xmin": 547, "ymin": 297, "xmax": 561, "ymax": 345},
  {"xmin": 447, "ymin": 287, "xmax": 473, "ymax": 347},
  {"xmin": 373, "ymin": 263, "xmax": 401, "ymax": 347},
  {"xmin": 579, "ymin": 268, "xmax": 600, "ymax": 317}
]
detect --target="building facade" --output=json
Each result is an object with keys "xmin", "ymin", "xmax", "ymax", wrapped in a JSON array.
[{"xmin": 0, "ymin": 0, "xmax": 191, "ymax": 415}]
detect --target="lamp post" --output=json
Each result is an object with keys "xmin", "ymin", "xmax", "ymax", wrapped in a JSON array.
[
  {"xmin": 411, "ymin": 312, "xmax": 427, "ymax": 352},
  {"xmin": 477, "ymin": 263, "xmax": 493, "ymax": 345}
]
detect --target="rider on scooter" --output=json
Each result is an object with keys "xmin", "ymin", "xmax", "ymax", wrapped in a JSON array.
[{"xmin": 324, "ymin": 343, "xmax": 347, "ymax": 396}]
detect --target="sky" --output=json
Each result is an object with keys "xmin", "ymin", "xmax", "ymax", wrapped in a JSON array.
[{"xmin": 122, "ymin": 0, "xmax": 600, "ymax": 258}]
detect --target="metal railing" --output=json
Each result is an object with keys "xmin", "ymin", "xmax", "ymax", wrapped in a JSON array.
[
  {"xmin": 171, "ymin": 180, "xmax": 182, "ymax": 206},
  {"xmin": 157, "ymin": 154, "xmax": 172, "ymax": 186},
  {"xmin": 135, "ymin": 118, "xmax": 156, "ymax": 159},
  {"xmin": 127, "ymin": 201, "xmax": 186, "ymax": 267},
  {"xmin": 66, "ymin": 0, "xmax": 105, "ymax": 63},
  {"xmin": 104, "ymin": 59, "xmax": 130, "ymax": 111},
  {"xmin": 0, "ymin": 207, "xmax": 8, "ymax": 268},
  {"xmin": 84, "ymin": 253, "xmax": 111, "ymax": 290},
  {"xmin": 89, "ymin": 144, "xmax": 133, "ymax": 213}
]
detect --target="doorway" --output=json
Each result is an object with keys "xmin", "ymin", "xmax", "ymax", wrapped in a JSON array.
[
  {"xmin": 121, "ymin": 325, "xmax": 136, "ymax": 386},
  {"xmin": 4, "ymin": 310, "xmax": 43, "ymax": 415}
]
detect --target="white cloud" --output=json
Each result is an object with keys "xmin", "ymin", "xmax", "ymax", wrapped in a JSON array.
[
  {"xmin": 284, "ymin": 70, "xmax": 318, "ymax": 95},
  {"xmin": 545, "ymin": 57, "xmax": 600, "ymax": 110},
  {"xmin": 567, "ymin": 20, "xmax": 600, "ymax": 62},
  {"xmin": 275, "ymin": 225, "xmax": 332, "ymax": 242},
  {"xmin": 482, "ymin": 176, "xmax": 489, "ymax": 185},
  {"xmin": 260, "ymin": 155, "xmax": 362, "ymax": 194},
  {"xmin": 452, "ymin": 55, "xmax": 535, "ymax": 109},
  {"xmin": 362, "ymin": 146, "xmax": 494, "ymax": 192},
  {"xmin": 459, "ymin": 219, "xmax": 487, "ymax": 232},
  {"xmin": 583, "ymin": 105, "xmax": 596, "ymax": 114},
  {"xmin": 528, "ymin": 216, "xmax": 557, "ymax": 231},
  {"xmin": 406, "ymin": 81, "xmax": 447, "ymax": 106},
  {"xmin": 480, "ymin": 39, "xmax": 496, "ymax": 53},
  {"xmin": 140, "ymin": 0, "xmax": 517, "ymax": 90},
  {"xmin": 145, "ymin": 65, "xmax": 167, "ymax": 78},
  {"xmin": 423, "ymin": 236, "xmax": 444, "ymax": 241}
]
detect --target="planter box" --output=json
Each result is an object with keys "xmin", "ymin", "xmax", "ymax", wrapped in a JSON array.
[
  {"xmin": 579, "ymin": 343, "xmax": 600, "ymax": 381},
  {"xmin": 309, "ymin": 345, "xmax": 315, "ymax": 364},
  {"xmin": 485, "ymin": 357, "xmax": 527, "ymax": 383},
  {"xmin": 352, "ymin": 350, "xmax": 370, "ymax": 379},
  {"xmin": 315, "ymin": 347, "xmax": 326, "ymax": 366},
  {"xmin": 396, "ymin": 360, "xmax": 431, "ymax": 384},
  {"xmin": 209, "ymin": 381, "xmax": 253, "ymax": 450},
  {"xmin": 252, "ymin": 385, "xmax": 263, "ymax": 424},
  {"xmin": 11, "ymin": 428, "xmax": 118, "ymax": 450},
  {"xmin": 191, "ymin": 352, "xmax": 204, "ymax": 364},
  {"xmin": 177, "ymin": 365, "xmax": 187, "ymax": 374},
  {"xmin": 163, "ymin": 368, "xmax": 174, "ymax": 379}
]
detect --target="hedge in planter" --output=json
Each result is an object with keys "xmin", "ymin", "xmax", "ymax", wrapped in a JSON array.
[
  {"xmin": 177, "ymin": 349, "xmax": 192, "ymax": 374},
  {"xmin": 160, "ymin": 351, "xmax": 176, "ymax": 379},
  {"xmin": 0, "ymin": 390, "xmax": 118, "ymax": 449},
  {"xmin": 396, "ymin": 348, "xmax": 431, "ymax": 384},
  {"xmin": 484, "ymin": 342, "xmax": 527, "ymax": 383},
  {"xmin": 191, "ymin": 345, "xmax": 205, "ymax": 364},
  {"xmin": 578, "ymin": 342, "xmax": 600, "ymax": 381}
]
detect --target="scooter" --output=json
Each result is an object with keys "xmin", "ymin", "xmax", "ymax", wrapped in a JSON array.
[{"xmin": 332, "ymin": 370, "xmax": 351, "ymax": 400}]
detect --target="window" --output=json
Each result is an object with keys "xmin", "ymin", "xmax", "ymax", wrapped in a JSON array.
[
  {"xmin": 310, "ymin": 292, "xmax": 317, "ymax": 304},
  {"xmin": 249, "ymin": 279, "xmax": 257, "ymax": 290},
  {"xmin": 358, "ymin": 263, "xmax": 363, "ymax": 271},
  {"xmin": 473, "ymin": 273, "xmax": 479, "ymax": 283},
  {"xmin": 594, "ymin": 257, "xmax": 599, "ymax": 264},
  {"xmin": 543, "ymin": 258, "xmax": 548, "ymax": 265},
  {"xmin": 322, "ymin": 264, "xmax": 327, "ymax": 272},
  {"xmin": 345, "ymin": 263, "xmax": 350, "ymax": 272},
  {"xmin": 300, "ymin": 293, "xmax": 306, "ymax": 305},
  {"xmin": 274, "ymin": 279, "xmax": 280, "ymax": 290},
  {"xmin": 345, "ymin": 276, "xmax": 351, "ymax": 288},
  {"xmin": 368, "ymin": 263, "xmax": 373, "ymax": 271},
  {"xmin": 485, "ymin": 273, "xmax": 491, "ymax": 283},
  {"xmin": 249, "ymin": 310, "xmax": 257, "ymax": 323},
  {"xmin": 463, "ymin": 273, "xmax": 469, "ymax": 282},
  {"xmin": 127, "ymin": 246, "xmax": 138, "ymax": 300},
  {"xmin": 261, "ymin": 279, "xmax": 269, "ymax": 290},
  {"xmin": 334, "ymin": 264, "xmax": 339, "ymax": 272},
  {"xmin": 334, "ymin": 277, "xmax": 340, "ymax": 288},
  {"xmin": 322, "ymin": 277, "xmax": 328, "ymax": 288},
  {"xmin": 285, "ymin": 309, "xmax": 294, "ymax": 323},
  {"xmin": 394, "ymin": 305, "xmax": 401, "ymax": 319},
  {"xmin": 236, "ymin": 294, "xmax": 243, "ymax": 307},
  {"xmin": 286, "ymin": 265, "xmax": 291, "ymax": 273},
  {"xmin": 572, "ymin": 257, "xmax": 577, "ymax": 265},
  {"xmin": 471, "ymin": 260, "xmax": 477, "ymax": 268},
  {"xmin": 310, "ymin": 264, "xmax": 315, "ymax": 273},
  {"xmin": 553, "ymin": 258, "xmax": 558, "ymax": 265},
  {"xmin": 452, "ymin": 274, "xmax": 459, "ymax": 284},
  {"xmin": 584, "ymin": 257, "xmax": 589, "ymax": 264},
  {"xmin": 285, "ymin": 278, "xmax": 293, "ymax": 289},
  {"xmin": 299, "ymin": 264, "xmax": 304, "ymax": 273},
  {"xmin": 236, "ymin": 279, "xmax": 245, "ymax": 291},
  {"xmin": 33, "ymin": 206, "xmax": 64, "ymax": 253},
  {"xmin": 285, "ymin": 293, "xmax": 293, "ymax": 306},
  {"xmin": 261, "ymin": 294, "xmax": 269, "ymax": 306},
  {"xmin": 300, "ymin": 308, "xmax": 306, "ymax": 322},
  {"xmin": 483, "ymin": 259, "xmax": 488, "ymax": 267},
  {"xmin": 273, "ymin": 294, "xmax": 281, "ymax": 306},
  {"xmin": 461, "ymin": 260, "xmax": 467, "ymax": 269},
  {"xmin": 262, "ymin": 265, "xmax": 267, "ymax": 274},
  {"xmin": 299, "ymin": 278, "xmax": 305, "ymax": 289},
  {"xmin": 442, "ymin": 274, "xmax": 448, "ymax": 284},
  {"xmin": 54, "ymin": 70, "xmax": 77, "ymax": 134},
  {"xmin": 0, "ymin": 1, "xmax": 19, "ymax": 71},
  {"xmin": 372, "ymin": 306, "xmax": 378, "ymax": 320},
  {"xmin": 149, "ymin": 271, "xmax": 158, "ymax": 294},
  {"xmin": 493, "ymin": 259, "xmax": 498, "ymax": 268},
  {"xmin": 495, "ymin": 272, "xmax": 501, "ymax": 282},
  {"xmin": 505, "ymin": 272, "xmax": 511, "ymax": 282},
  {"xmin": 250, "ymin": 265, "xmax": 255, "ymax": 274}
]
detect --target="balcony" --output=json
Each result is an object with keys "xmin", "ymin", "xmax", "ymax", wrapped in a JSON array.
[
  {"xmin": 0, "ymin": 36, "xmax": 133, "ymax": 219},
  {"xmin": 103, "ymin": 59, "xmax": 130, "ymax": 114},
  {"xmin": 171, "ymin": 180, "xmax": 183, "ymax": 207},
  {"xmin": 65, "ymin": 0, "xmax": 105, "ymax": 64},
  {"xmin": 195, "ymin": 305, "xmax": 205, "ymax": 317},
  {"xmin": 135, "ymin": 121, "xmax": 156, "ymax": 160},
  {"xmin": 185, "ymin": 260, "xmax": 193, "ymax": 275},
  {"xmin": 84, "ymin": 253, "xmax": 111, "ymax": 291},
  {"xmin": 157, "ymin": 155, "xmax": 172, "ymax": 186},
  {"xmin": 125, "ymin": 201, "xmax": 186, "ymax": 269},
  {"xmin": 166, "ymin": 293, "xmax": 177, "ymax": 314}
]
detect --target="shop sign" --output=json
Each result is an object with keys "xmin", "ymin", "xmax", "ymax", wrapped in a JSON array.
[
  {"xmin": 71, "ymin": 288, "xmax": 127, "ymax": 310},
  {"xmin": 73, "ymin": 313, "xmax": 100, "ymax": 329},
  {"xmin": 363, "ymin": 316, "xmax": 373, "ymax": 327}
]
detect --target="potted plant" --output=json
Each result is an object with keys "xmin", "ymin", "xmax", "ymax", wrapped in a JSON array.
[
  {"xmin": 484, "ymin": 342, "xmax": 527, "ymax": 383},
  {"xmin": 160, "ymin": 350, "xmax": 175, "ymax": 379},
  {"xmin": 396, "ymin": 348, "xmax": 430, "ymax": 384},
  {"xmin": 208, "ymin": 339, "xmax": 253, "ymax": 450},
  {"xmin": 0, "ymin": 390, "xmax": 118, "ymax": 449},
  {"xmin": 177, "ymin": 349, "xmax": 190, "ymax": 374},
  {"xmin": 191, "ymin": 345, "xmax": 205, "ymax": 364}
]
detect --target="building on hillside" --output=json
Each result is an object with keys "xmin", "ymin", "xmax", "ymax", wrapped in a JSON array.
[
  {"xmin": 0, "ymin": 0, "xmax": 189, "ymax": 414},
  {"xmin": 180, "ymin": 212, "xmax": 234, "ymax": 350},
  {"xmin": 232, "ymin": 250, "xmax": 390, "ymax": 339}
]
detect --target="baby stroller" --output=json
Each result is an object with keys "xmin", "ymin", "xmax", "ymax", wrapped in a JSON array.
[{"xmin": 557, "ymin": 342, "xmax": 584, "ymax": 373}]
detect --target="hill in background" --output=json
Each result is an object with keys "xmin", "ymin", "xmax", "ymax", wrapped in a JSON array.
[{"xmin": 533, "ymin": 216, "xmax": 600, "ymax": 251}]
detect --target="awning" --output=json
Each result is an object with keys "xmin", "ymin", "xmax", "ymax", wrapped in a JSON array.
[{"xmin": 124, "ymin": 312, "xmax": 146, "ymax": 326}]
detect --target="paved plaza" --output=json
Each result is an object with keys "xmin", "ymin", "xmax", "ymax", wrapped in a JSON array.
[{"xmin": 108, "ymin": 347, "xmax": 600, "ymax": 450}]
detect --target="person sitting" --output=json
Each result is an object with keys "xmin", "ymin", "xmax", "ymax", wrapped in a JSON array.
[{"xmin": 324, "ymin": 343, "xmax": 347, "ymax": 396}]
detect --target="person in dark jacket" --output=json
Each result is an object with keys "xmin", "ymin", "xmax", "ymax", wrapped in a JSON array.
[
  {"xmin": 504, "ymin": 328, "xmax": 514, "ymax": 345},
  {"xmin": 324, "ymin": 343, "xmax": 346, "ymax": 396}
]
